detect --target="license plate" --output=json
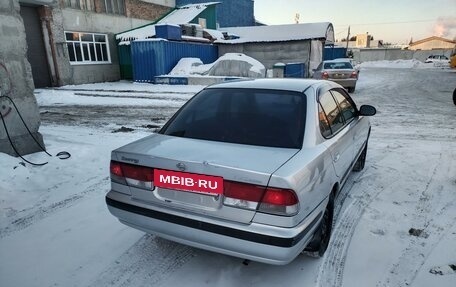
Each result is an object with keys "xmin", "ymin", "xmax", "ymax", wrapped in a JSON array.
[{"xmin": 154, "ymin": 169, "xmax": 224, "ymax": 195}]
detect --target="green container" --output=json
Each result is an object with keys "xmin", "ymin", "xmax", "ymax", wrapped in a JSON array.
[{"xmin": 118, "ymin": 44, "xmax": 132, "ymax": 80}]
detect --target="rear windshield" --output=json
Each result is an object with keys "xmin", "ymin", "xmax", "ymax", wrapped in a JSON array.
[
  {"xmin": 160, "ymin": 88, "xmax": 306, "ymax": 148},
  {"xmin": 324, "ymin": 62, "xmax": 353, "ymax": 69}
]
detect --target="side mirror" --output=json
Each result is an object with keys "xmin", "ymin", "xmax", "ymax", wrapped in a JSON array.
[{"xmin": 359, "ymin": 105, "xmax": 376, "ymax": 116}]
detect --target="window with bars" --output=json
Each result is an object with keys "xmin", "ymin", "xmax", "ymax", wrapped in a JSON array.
[
  {"xmin": 65, "ymin": 0, "xmax": 96, "ymax": 11},
  {"xmin": 64, "ymin": 0, "xmax": 125, "ymax": 16},
  {"xmin": 104, "ymin": 0, "xmax": 126, "ymax": 15},
  {"xmin": 65, "ymin": 32, "xmax": 111, "ymax": 64}
]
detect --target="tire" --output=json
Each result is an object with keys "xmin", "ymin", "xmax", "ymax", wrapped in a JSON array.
[
  {"xmin": 453, "ymin": 88, "xmax": 456, "ymax": 106},
  {"xmin": 304, "ymin": 195, "xmax": 334, "ymax": 257},
  {"xmin": 353, "ymin": 141, "xmax": 367, "ymax": 172},
  {"xmin": 348, "ymin": 87, "xmax": 355, "ymax": 93}
]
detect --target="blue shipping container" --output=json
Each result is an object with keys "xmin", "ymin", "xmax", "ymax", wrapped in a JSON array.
[
  {"xmin": 131, "ymin": 40, "xmax": 218, "ymax": 83},
  {"xmin": 284, "ymin": 63, "xmax": 306, "ymax": 78},
  {"xmin": 324, "ymin": 46, "xmax": 347, "ymax": 60}
]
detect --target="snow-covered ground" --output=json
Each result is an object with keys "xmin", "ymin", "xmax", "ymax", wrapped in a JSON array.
[{"xmin": 1, "ymin": 65, "xmax": 456, "ymax": 287}]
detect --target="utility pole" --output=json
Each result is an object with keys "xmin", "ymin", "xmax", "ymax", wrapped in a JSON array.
[{"xmin": 345, "ymin": 26, "xmax": 350, "ymax": 57}]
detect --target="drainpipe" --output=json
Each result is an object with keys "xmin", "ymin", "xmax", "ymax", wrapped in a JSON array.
[{"xmin": 41, "ymin": 6, "xmax": 61, "ymax": 86}]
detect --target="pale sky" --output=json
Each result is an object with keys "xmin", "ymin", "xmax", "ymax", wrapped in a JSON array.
[{"xmin": 254, "ymin": 0, "xmax": 456, "ymax": 44}]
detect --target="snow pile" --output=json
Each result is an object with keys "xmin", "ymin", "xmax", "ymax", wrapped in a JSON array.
[
  {"xmin": 207, "ymin": 53, "xmax": 266, "ymax": 78},
  {"xmin": 360, "ymin": 59, "xmax": 443, "ymax": 69},
  {"xmin": 168, "ymin": 53, "xmax": 266, "ymax": 78},
  {"xmin": 169, "ymin": 58, "xmax": 204, "ymax": 75},
  {"xmin": 55, "ymin": 81, "xmax": 203, "ymax": 93}
]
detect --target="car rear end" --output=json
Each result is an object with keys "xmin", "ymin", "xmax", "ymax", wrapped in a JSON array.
[
  {"xmin": 106, "ymin": 83, "xmax": 324, "ymax": 264},
  {"xmin": 318, "ymin": 61, "xmax": 358, "ymax": 91},
  {"xmin": 322, "ymin": 69, "xmax": 357, "ymax": 89}
]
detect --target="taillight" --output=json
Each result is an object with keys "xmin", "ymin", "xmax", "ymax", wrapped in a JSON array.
[
  {"xmin": 350, "ymin": 71, "xmax": 358, "ymax": 78},
  {"xmin": 223, "ymin": 181, "xmax": 299, "ymax": 216},
  {"xmin": 259, "ymin": 188, "xmax": 299, "ymax": 215},
  {"xmin": 322, "ymin": 72, "xmax": 329, "ymax": 79},
  {"xmin": 110, "ymin": 160, "xmax": 154, "ymax": 190},
  {"xmin": 223, "ymin": 181, "xmax": 265, "ymax": 210}
]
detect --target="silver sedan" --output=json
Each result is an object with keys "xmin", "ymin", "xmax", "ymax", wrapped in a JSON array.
[
  {"xmin": 106, "ymin": 79, "xmax": 376, "ymax": 265},
  {"xmin": 313, "ymin": 60, "xmax": 359, "ymax": 92}
]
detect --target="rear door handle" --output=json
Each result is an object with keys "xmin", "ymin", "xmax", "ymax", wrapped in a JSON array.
[{"xmin": 334, "ymin": 153, "xmax": 340, "ymax": 162}]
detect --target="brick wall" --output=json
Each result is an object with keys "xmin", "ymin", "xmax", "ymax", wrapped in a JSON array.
[{"xmin": 125, "ymin": 0, "xmax": 172, "ymax": 21}]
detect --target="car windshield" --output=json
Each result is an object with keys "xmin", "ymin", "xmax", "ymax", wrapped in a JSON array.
[
  {"xmin": 160, "ymin": 88, "xmax": 306, "ymax": 149},
  {"xmin": 324, "ymin": 62, "xmax": 353, "ymax": 69}
]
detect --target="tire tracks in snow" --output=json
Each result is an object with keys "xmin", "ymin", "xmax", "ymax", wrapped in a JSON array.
[
  {"xmin": 317, "ymin": 163, "xmax": 400, "ymax": 287},
  {"xmin": 0, "ymin": 177, "xmax": 109, "ymax": 238},
  {"xmin": 380, "ymin": 145, "xmax": 456, "ymax": 286},
  {"xmin": 88, "ymin": 234, "xmax": 195, "ymax": 287}
]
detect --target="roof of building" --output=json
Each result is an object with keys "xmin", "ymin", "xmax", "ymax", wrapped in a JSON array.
[
  {"xmin": 116, "ymin": 2, "xmax": 219, "ymax": 41},
  {"xmin": 409, "ymin": 36, "xmax": 456, "ymax": 46},
  {"xmin": 215, "ymin": 22, "xmax": 334, "ymax": 44}
]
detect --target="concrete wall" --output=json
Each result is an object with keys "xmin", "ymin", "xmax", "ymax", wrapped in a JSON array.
[
  {"xmin": 18, "ymin": 1, "xmax": 171, "ymax": 86},
  {"xmin": 58, "ymin": 8, "xmax": 154, "ymax": 85},
  {"xmin": 0, "ymin": 0, "xmax": 45, "ymax": 156},
  {"xmin": 218, "ymin": 40, "xmax": 311, "ymax": 73},
  {"xmin": 352, "ymin": 48, "xmax": 454, "ymax": 63}
]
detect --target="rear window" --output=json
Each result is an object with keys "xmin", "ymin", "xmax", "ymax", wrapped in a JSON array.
[
  {"xmin": 160, "ymin": 88, "xmax": 306, "ymax": 148},
  {"xmin": 324, "ymin": 62, "xmax": 353, "ymax": 69}
]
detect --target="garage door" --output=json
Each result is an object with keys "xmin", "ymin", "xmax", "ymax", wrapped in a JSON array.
[{"xmin": 20, "ymin": 5, "xmax": 52, "ymax": 88}]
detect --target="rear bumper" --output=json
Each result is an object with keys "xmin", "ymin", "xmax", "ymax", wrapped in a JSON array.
[
  {"xmin": 328, "ymin": 78, "xmax": 357, "ymax": 88},
  {"xmin": 106, "ymin": 191, "xmax": 324, "ymax": 265}
]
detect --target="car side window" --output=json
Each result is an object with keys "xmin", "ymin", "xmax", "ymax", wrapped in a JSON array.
[
  {"xmin": 318, "ymin": 104, "xmax": 332, "ymax": 137},
  {"xmin": 319, "ymin": 91, "xmax": 344, "ymax": 135},
  {"xmin": 331, "ymin": 90, "xmax": 356, "ymax": 123}
]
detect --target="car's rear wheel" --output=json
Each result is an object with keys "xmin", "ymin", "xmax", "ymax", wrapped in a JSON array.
[
  {"xmin": 303, "ymin": 194, "xmax": 334, "ymax": 257},
  {"xmin": 348, "ymin": 87, "xmax": 355, "ymax": 93},
  {"xmin": 353, "ymin": 141, "xmax": 368, "ymax": 171}
]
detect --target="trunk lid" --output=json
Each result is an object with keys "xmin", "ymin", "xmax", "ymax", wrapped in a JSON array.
[
  {"xmin": 327, "ymin": 69, "xmax": 354, "ymax": 79},
  {"xmin": 112, "ymin": 134, "xmax": 299, "ymax": 223}
]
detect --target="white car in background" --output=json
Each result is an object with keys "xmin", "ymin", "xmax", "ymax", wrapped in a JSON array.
[{"xmin": 425, "ymin": 55, "xmax": 450, "ymax": 67}]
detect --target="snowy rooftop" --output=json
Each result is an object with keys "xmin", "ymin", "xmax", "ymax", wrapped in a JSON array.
[
  {"xmin": 160, "ymin": 2, "xmax": 219, "ymax": 25},
  {"xmin": 216, "ymin": 22, "xmax": 335, "ymax": 44},
  {"xmin": 116, "ymin": 2, "xmax": 219, "ymax": 41}
]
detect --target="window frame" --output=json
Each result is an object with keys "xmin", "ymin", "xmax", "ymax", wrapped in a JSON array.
[
  {"xmin": 330, "ymin": 89, "xmax": 357, "ymax": 125},
  {"xmin": 317, "ymin": 88, "xmax": 359, "ymax": 139},
  {"xmin": 104, "ymin": 0, "xmax": 126, "ymax": 15},
  {"xmin": 160, "ymin": 88, "xmax": 307, "ymax": 149},
  {"xmin": 64, "ymin": 31, "xmax": 111, "ymax": 65}
]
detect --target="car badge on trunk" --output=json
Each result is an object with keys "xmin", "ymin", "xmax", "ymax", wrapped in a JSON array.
[{"xmin": 176, "ymin": 162, "xmax": 186, "ymax": 171}]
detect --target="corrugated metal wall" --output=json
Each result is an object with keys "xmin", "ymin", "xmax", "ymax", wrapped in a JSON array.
[
  {"xmin": 189, "ymin": 5, "xmax": 217, "ymax": 29},
  {"xmin": 176, "ymin": 0, "xmax": 254, "ymax": 27},
  {"xmin": 284, "ymin": 63, "xmax": 307, "ymax": 78},
  {"xmin": 324, "ymin": 46, "xmax": 347, "ymax": 60},
  {"xmin": 131, "ymin": 40, "xmax": 218, "ymax": 82}
]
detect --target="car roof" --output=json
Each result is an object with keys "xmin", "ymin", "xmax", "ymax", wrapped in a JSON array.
[
  {"xmin": 204, "ymin": 78, "xmax": 336, "ymax": 93},
  {"xmin": 333, "ymin": 58, "xmax": 353, "ymax": 62},
  {"xmin": 323, "ymin": 59, "xmax": 352, "ymax": 63}
]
